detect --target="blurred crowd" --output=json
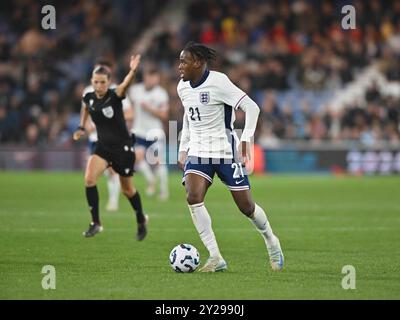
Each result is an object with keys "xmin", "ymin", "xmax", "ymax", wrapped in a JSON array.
[
  {"xmin": 0, "ymin": 0, "xmax": 165, "ymax": 146},
  {"xmin": 0, "ymin": 0, "xmax": 399, "ymax": 147}
]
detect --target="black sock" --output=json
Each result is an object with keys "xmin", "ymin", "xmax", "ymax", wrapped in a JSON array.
[
  {"xmin": 85, "ymin": 186, "xmax": 100, "ymax": 225},
  {"xmin": 128, "ymin": 192, "xmax": 145, "ymax": 224}
]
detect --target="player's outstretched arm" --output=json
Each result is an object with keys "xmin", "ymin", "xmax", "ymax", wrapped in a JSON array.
[
  {"xmin": 73, "ymin": 105, "xmax": 90, "ymax": 141},
  {"xmin": 116, "ymin": 54, "xmax": 141, "ymax": 98}
]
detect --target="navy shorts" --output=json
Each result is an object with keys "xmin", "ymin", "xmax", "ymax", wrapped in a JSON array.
[{"xmin": 182, "ymin": 156, "xmax": 250, "ymax": 191}]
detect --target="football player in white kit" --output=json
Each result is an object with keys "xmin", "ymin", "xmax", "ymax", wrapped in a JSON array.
[
  {"xmin": 127, "ymin": 67, "xmax": 169, "ymax": 200},
  {"xmin": 81, "ymin": 60, "xmax": 129, "ymax": 212},
  {"xmin": 177, "ymin": 42, "xmax": 284, "ymax": 272}
]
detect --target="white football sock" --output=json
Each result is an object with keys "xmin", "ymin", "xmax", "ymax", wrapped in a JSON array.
[
  {"xmin": 249, "ymin": 203, "xmax": 275, "ymax": 245},
  {"xmin": 136, "ymin": 160, "xmax": 155, "ymax": 185},
  {"xmin": 156, "ymin": 164, "xmax": 168, "ymax": 197},
  {"xmin": 107, "ymin": 173, "xmax": 120, "ymax": 205},
  {"xmin": 188, "ymin": 202, "xmax": 221, "ymax": 258}
]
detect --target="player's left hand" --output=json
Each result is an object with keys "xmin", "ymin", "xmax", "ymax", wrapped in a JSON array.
[
  {"xmin": 177, "ymin": 151, "xmax": 187, "ymax": 171},
  {"xmin": 130, "ymin": 55, "xmax": 141, "ymax": 72},
  {"xmin": 239, "ymin": 141, "xmax": 251, "ymax": 164}
]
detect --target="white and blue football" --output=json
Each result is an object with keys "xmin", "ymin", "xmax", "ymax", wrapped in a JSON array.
[{"xmin": 169, "ymin": 244, "xmax": 200, "ymax": 273}]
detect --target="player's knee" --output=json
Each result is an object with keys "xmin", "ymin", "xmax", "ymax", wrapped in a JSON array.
[
  {"xmin": 186, "ymin": 192, "xmax": 204, "ymax": 205},
  {"xmin": 84, "ymin": 175, "xmax": 97, "ymax": 187},
  {"xmin": 239, "ymin": 201, "xmax": 255, "ymax": 217},
  {"xmin": 121, "ymin": 185, "xmax": 135, "ymax": 198}
]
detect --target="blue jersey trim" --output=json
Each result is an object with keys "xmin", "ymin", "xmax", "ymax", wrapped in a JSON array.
[
  {"xmin": 224, "ymin": 104, "xmax": 235, "ymax": 158},
  {"xmin": 190, "ymin": 69, "xmax": 210, "ymax": 88},
  {"xmin": 224, "ymin": 104, "xmax": 232, "ymax": 130}
]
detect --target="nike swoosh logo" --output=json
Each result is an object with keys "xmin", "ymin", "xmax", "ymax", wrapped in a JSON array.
[{"xmin": 235, "ymin": 179, "xmax": 244, "ymax": 185}]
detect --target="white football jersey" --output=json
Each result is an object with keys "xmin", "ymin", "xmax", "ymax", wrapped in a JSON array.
[
  {"xmin": 177, "ymin": 70, "xmax": 247, "ymax": 158},
  {"xmin": 127, "ymin": 83, "xmax": 169, "ymax": 140},
  {"xmin": 82, "ymin": 83, "xmax": 130, "ymax": 142}
]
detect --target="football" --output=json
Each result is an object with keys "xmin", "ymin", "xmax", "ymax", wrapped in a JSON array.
[{"xmin": 169, "ymin": 244, "xmax": 200, "ymax": 273}]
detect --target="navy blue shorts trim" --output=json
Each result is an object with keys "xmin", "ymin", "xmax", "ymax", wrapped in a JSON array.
[{"xmin": 182, "ymin": 156, "xmax": 250, "ymax": 191}]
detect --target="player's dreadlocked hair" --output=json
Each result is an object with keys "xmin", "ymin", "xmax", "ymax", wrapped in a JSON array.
[{"xmin": 183, "ymin": 41, "xmax": 217, "ymax": 63}]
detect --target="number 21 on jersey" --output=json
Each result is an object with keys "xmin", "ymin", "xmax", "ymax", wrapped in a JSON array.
[{"xmin": 189, "ymin": 107, "xmax": 201, "ymax": 121}]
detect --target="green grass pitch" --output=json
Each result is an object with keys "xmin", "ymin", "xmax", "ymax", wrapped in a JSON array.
[{"xmin": 1, "ymin": 171, "xmax": 399, "ymax": 299}]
